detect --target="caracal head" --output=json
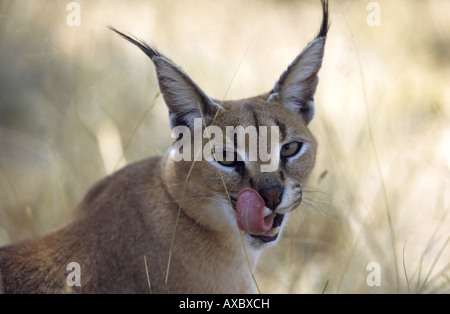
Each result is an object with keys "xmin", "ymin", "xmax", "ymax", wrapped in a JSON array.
[{"xmin": 110, "ymin": 0, "xmax": 329, "ymax": 249}]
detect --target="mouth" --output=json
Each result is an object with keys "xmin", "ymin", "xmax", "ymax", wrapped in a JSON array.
[
  {"xmin": 249, "ymin": 213, "xmax": 285, "ymax": 243},
  {"xmin": 232, "ymin": 189, "xmax": 287, "ymax": 244}
]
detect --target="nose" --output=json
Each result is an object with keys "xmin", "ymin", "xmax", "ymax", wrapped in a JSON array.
[{"xmin": 258, "ymin": 184, "xmax": 283, "ymax": 211}]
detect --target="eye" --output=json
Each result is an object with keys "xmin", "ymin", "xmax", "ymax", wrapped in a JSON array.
[
  {"xmin": 280, "ymin": 142, "xmax": 303, "ymax": 158},
  {"xmin": 214, "ymin": 149, "xmax": 239, "ymax": 167}
]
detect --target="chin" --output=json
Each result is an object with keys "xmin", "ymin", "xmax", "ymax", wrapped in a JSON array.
[{"xmin": 244, "ymin": 213, "xmax": 289, "ymax": 249}]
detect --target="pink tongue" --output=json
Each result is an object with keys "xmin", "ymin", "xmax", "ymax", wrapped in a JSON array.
[{"xmin": 236, "ymin": 188, "xmax": 274, "ymax": 235}]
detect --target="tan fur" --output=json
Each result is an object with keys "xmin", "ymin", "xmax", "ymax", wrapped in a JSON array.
[{"xmin": 0, "ymin": 1, "xmax": 329, "ymax": 294}]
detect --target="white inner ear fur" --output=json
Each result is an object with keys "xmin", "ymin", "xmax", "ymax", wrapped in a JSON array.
[
  {"xmin": 268, "ymin": 37, "xmax": 325, "ymax": 124},
  {"xmin": 279, "ymin": 38, "xmax": 325, "ymax": 98}
]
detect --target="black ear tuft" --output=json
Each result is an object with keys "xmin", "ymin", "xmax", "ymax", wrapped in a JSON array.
[
  {"xmin": 317, "ymin": 0, "xmax": 330, "ymax": 39},
  {"xmin": 108, "ymin": 26, "xmax": 162, "ymax": 60},
  {"xmin": 109, "ymin": 26, "xmax": 222, "ymax": 129}
]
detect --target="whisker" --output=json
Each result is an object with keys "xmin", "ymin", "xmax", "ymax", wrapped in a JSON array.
[{"xmin": 299, "ymin": 197, "xmax": 337, "ymax": 218}]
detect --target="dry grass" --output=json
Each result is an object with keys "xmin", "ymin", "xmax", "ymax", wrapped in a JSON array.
[{"xmin": 0, "ymin": 0, "xmax": 449, "ymax": 293}]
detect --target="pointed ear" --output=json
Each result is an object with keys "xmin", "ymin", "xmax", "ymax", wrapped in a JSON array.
[
  {"xmin": 152, "ymin": 56, "xmax": 221, "ymax": 129},
  {"xmin": 109, "ymin": 27, "xmax": 221, "ymax": 129},
  {"xmin": 269, "ymin": 0, "xmax": 329, "ymax": 124}
]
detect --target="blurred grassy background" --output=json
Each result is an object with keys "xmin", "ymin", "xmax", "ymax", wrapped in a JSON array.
[{"xmin": 0, "ymin": 0, "xmax": 448, "ymax": 293}]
